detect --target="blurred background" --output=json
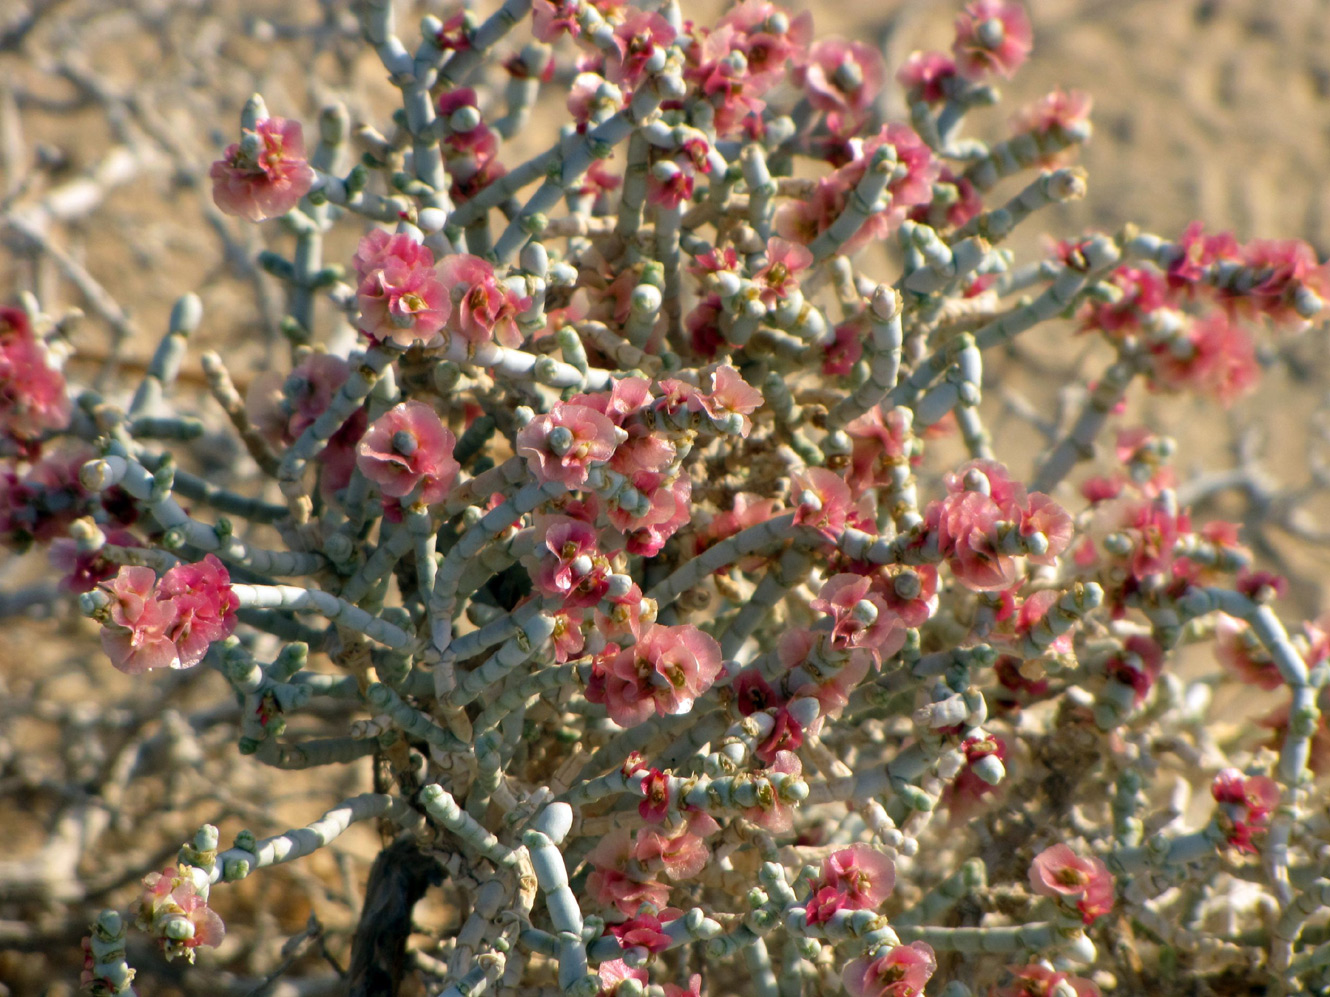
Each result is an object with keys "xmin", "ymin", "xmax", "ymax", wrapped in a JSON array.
[{"xmin": 2, "ymin": 0, "xmax": 1329, "ymax": 993}]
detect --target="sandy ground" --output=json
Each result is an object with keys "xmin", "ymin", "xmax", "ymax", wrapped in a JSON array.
[{"xmin": 2, "ymin": 0, "xmax": 1329, "ymax": 994}]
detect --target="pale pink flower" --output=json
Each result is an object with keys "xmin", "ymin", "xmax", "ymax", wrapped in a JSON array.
[
  {"xmin": 159, "ymin": 554, "xmax": 238, "ymax": 669},
  {"xmin": 691, "ymin": 26, "xmax": 768, "ymax": 135},
  {"xmin": 952, "ymin": 0, "xmax": 1032, "ymax": 80},
  {"xmin": 586, "ymin": 828, "xmax": 672, "ymax": 915},
  {"xmin": 100, "ymin": 566, "xmax": 179, "ymax": 674},
  {"xmin": 1168, "ymin": 221, "xmax": 1242, "ymax": 293},
  {"xmin": 592, "ymin": 623, "xmax": 723, "ymax": 727},
  {"xmin": 516, "ymin": 402, "xmax": 619, "ymax": 488},
  {"xmin": 210, "ymin": 116, "xmax": 315, "ymax": 221},
  {"xmin": 1028, "ymin": 843, "xmax": 1115, "ymax": 925},
  {"xmin": 717, "ymin": 0, "xmax": 812, "ymax": 89},
  {"xmin": 634, "ymin": 813, "xmax": 719, "ymax": 880},
  {"xmin": 352, "ymin": 230, "xmax": 434, "ymax": 283},
  {"xmin": 842, "ymin": 941, "xmax": 936, "ymax": 997},
  {"xmin": 800, "ymin": 38, "xmax": 885, "ymax": 137},
  {"xmin": 439, "ymin": 254, "xmax": 531, "ymax": 349},
  {"xmin": 605, "ymin": 10, "xmax": 676, "ymax": 88},
  {"xmin": 356, "ymin": 400, "xmax": 460, "ymax": 504}
]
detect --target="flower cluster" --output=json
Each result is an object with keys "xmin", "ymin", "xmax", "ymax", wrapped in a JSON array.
[{"xmin": 97, "ymin": 555, "xmax": 237, "ymax": 674}]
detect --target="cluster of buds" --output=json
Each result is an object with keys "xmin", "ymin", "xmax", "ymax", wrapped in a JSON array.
[{"xmin": 0, "ymin": 0, "xmax": 1316, "ymax": 994}]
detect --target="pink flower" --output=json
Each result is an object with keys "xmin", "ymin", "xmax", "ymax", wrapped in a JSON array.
[
  {"xmin": 439, "ymin": 254, "xmax": 531, "ymax": 349},
  {"xmin": 896, "ymin": 51, "xmax": 956, "ymax": 103},
  {"xmin": 663, "ymin": 975, "xmax": 703, "ymax": 997},
  {"xmin": 647, "ymin": 159, "xmax": 695, "ymax": 210},
  {"xmin": 586, "ymin": 829, "xmax": 672, "ymax": 915},
  {"xmin": 639, "ymin": 767, "xmax": 671, "ymax": 822},
  {"xmin": 698, "ymin": 364, "xmax": 763, "ymax": 436},
  {"xmin": 609, "ymin": 912, "xmax": 673, "ymax": 953},
  {"xmin": 951, "ymin": 0, "xmax": 1032, "ymax": 80},
  {"xmin": 633, "ymin": 813, "xmax": 720, "ymax": 880},
  {"xmin": 356, "ymin": 400, "xmax": 460, "ymax": 504},
  {"xmin": 753, "ymin": 237, "xmax": 812, "ymax": 306},
  {"xmin": 1012, "ymin": 88, "xmax": 1093, "ymax": 142},
  {"xmin": 754, "ymin": 706, "xmax": 803, "ymax": 765},
  {"xmin": 135, "ymin": 866, "xmax": 225, "ymax": 961},
  {"xmin": 690, "ymin": 26, "xmax": 769, "ymax": 135},
  {"xmin": 996, "ymin": 964, "xmax": 1100, "ymax": 997},
  {"xmin": 516, "ymin": 402, "xmax": 619, "ymax": 488},
  {"xmin": 800, "ymin": 38, "xmax": 885, "ymax": 137},
  {"xmin": 353, "ymin": 233, "xmax": 450, "ymax": 347},
  {"xmin": 1228, "ymin": 238, "xmax": 1330, "ymax": 328},
  {"xmin": 741, "ymin": 749, "xmax": 803, "ymax": 832},
  {"xmin": 1168, "ymin": 221, "xmax": 1242, "ymax": 293},
  {"xmin": 943, "ymin": 734, "xmax": 1007, "ymax": 820},
  {"xmin": 842, "ymin": 941, "xmax": 936, "ymax": 997},
  {"xmin": 51, "ymin": 528, "xmax": 140, "ymax": 594},
  {"xmin": 606, "ymin": 10, "xmax": 677, "ymax": 88},
  {"xmin": 245, "ymin": 352, "xmax": 366, "ymax": 496},
  {"xmin": 823, "ymin": 320, "xmax": 865, "ymax": 376},
  {"xmin": 1028, "ymin": 843, "xmax": 1115, "ymax": 925},
  {"xmin": 806, "ymin": 843, "xmax": 895, "ymax": 924},
  {"xmin": 533, "ymin": 0, "xmax": 582, "ymax": 42},
  {"xmin": 597, "ymin": 958, "xmax": 649, "ymax": 996},
  {"xmin": 99, "ymin": 566, "xmax": 179, "ymax": 674},
  {"xmin": 532, "ymin": 514, "xmax": 609, "ymax": 608},
  {"xmin": 1103, "ymin": 634, "xmax": 1164, "ymax": 707},
  {"xmin": 1211, "ymin": 768, "xmax": 1281, "ymax": 853},
  {"xmin": 590, "ymin": 623, "xmax": 723, "ymax": 728},
  {"xmin": 812, "ymin": 573, "xmax": 907, "ymax": 665},
  {"xmin": 0, "ymin": 307, "xmax": 70, "ymax": 451},
  {"xmin": 1146, "ymin": 312, "xmax": 1258, "ymax": 406},
  {"xmin": 1081, "ymin": 266, "xmax": 1168, "ymax": 336},
  {"xmin": 158, "ymin": 554, "xmax": 238, "ymax": 669},
  {"xmin": 791, "ymin": 467, "xmax": 852, "ymax": 539},
  {"xmin": 210, "ymin": 116, "xmax": 315, "ymax": 221},
  {"xmin": 717, "ymin": 0, "xmax": 811, "ymax": 88}
]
